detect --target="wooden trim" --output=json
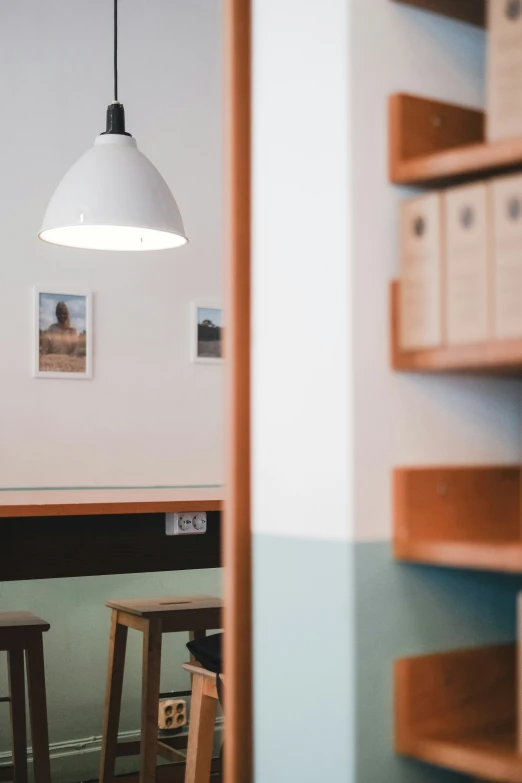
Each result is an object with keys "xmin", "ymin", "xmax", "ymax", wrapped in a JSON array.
[
  {"xmin": 390, "ymin": 281, "xmax": 522, "ymax": 374},
  {"xmin": 389, "ymin": 94, "xmax": 522, "ymax": 186},
  {"xmin": 390, "ymin": 0, "xmax": 485, "ymax": 27},
  {"xmin": 0, "ymin": 488, "xmax": 223, "ymax": 518},
  {"xmin": 224, "ymin": 0, "xmax": 252, "ymax": 782}
]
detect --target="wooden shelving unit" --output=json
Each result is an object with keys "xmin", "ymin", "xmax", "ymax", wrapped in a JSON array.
[
  {"xmin": 390, "ymin": 281, "xmax": 522, "ymax": 374},
  {"xmin": 394, "ymin": 466, "xmax": 522, "ymax": 573},
  {"xmin": 390, "ymin": 6, "xmax": 522, "ymax": 781},
  {"xmin": 395, "ymin": 645, "xmax": 521, "ymax": 782},
  {"xmin": 391, "ymin": 0, "xmax": 485, "ymax": 27},
  {"xmin": 389, "ymin": 94, "xmax": 522, "ymax": 186},
  {"xmin": 394, "ymin": 465, "xmax": 522, "ymax": 776}
]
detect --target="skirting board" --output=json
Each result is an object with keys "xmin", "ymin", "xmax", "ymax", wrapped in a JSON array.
[{"xmin": 0, "ymin": 720, "xmax": 224, "ymax": 783}]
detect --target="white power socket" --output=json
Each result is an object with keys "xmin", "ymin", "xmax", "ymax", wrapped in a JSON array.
[{"xmin": 165, "ymin": 512, "xmax": 207, "ymax": 536}]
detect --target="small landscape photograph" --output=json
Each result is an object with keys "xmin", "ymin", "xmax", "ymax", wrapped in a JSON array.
[{"xmin": 193, "ymin": 304, "xmax": 223, "ymax": 363}]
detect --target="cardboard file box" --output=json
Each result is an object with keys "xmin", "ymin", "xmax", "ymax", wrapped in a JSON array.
[
  {"xmin": 399, "ymin": 192, "xmax": 444, "ymax": 350},
  {"xmin": 444, "ymin": 183, "xmax": 492, "ymax": 345},
  {"xmin": 487, "ymin": 0, "xmax": 522, "ymax": 141},
  {"xmin": 491, "ymin": 173, "xmax": 522, "ymax": 338}
]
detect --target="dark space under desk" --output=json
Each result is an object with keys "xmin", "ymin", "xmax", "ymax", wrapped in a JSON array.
[{"xmin": 0, "ymin": 488, "xmax": 223, "ymax": 581}]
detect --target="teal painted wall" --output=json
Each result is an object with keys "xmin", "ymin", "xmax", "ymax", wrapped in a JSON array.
[
  {"xmin": 254, "ymin": 536, "xmax": 522, "ymax": 783},
  {"xmin": 253, "ymin": 536, "xmax": 354, "ymax": 783},
  {"xmin": 0, "ymin": 568, "xmax": 222, "ymax": 782},
  {"xmin": 355, "ymin": 542, "xmax": 521, "ymax": 782}
]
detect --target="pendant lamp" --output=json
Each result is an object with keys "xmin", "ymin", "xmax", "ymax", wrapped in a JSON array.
[{"xmin": 39, "ymin": 0, "xmax": 187, "ymax": 251}]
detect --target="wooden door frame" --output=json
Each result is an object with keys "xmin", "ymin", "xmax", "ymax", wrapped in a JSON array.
[{"xmin": 224, "ymin": 1, "xmax": 252, "ymax": 782}]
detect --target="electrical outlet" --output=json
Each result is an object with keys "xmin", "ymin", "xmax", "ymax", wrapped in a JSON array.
[
  {"xmin": 165, "ymin": 512, "xmax": 207, "ymax": 535},
  {"xmin": 158, "ymin": 698, "xmax": 187, "ymax": 730}
]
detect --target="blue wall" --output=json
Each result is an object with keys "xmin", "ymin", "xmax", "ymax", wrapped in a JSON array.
[
  {"xmin": 254, "ymin": 536, "xmax": 354, "ymax": 783},
  {"xmin": 254, "ymin": 537, "xmax": 522, "ymax": 783}
]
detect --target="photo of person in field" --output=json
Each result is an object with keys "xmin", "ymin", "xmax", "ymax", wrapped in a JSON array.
[{"xmin": 39, "ymin": 293, "xmax": 88, "ymax": 374}]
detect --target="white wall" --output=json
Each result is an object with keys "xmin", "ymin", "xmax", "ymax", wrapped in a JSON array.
[
  {"xmin": 0, "ymin": 0, "xmax": 224, "ymax": 489},
  {"xmin": 252, "ymin": 0, "xmax": 352, "ymax": 542},
  {"xmin": 252, "ymin": 4, "xmax": 522, "ymax": 781},
  {"xmin": 352, "ymin": 0, "xmax": 522, "ymax": 541},
  {"xmin": 251, "ymin": 3, "xmax": 354, "ymax": 782},
  {"xmin": 0, "ymin": 3, "xmax": 224, "ymax": 779}
]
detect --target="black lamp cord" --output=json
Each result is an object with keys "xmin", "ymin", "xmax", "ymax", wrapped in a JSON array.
[
  {"xmin": 103, "ymin": 0, "xmax": 129, "ymax": 134},
  {"xmin": 114, "ymin": 0, "xmax": 118, "ymax": 102}
]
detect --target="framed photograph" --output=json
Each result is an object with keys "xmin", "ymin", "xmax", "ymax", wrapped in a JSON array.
[
  {"xmin": 34, "ymin": 288, "xmax": 92, "ymax": 379},
  {"xmin": 191, "ymin": 302, "xmax": 223, "ymax": 364}
]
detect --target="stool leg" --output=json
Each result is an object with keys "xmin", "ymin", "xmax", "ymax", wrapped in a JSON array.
[
  {"xmin": 25, "ymin": 634, "xmax": 51, "ymax": 783},
  {"xmin": 100, "ymin": 611, "xmax": 128, "ymax": 783},
  {"xmin": 139, "ymin": 619, "xmax": 162, "ymax": 783},
  {"xmin": 188, "ymin": 631, "xmax": 206, "ymax": 687},
  {"xmin": 8, "ymin": 649, "xmax": 28, "ymax": 783},
  {"xmin": 185, "ymin": 675, "xmax": 217, "ymax": 783}
]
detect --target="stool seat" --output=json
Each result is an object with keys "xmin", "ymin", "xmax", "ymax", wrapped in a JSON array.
[
  {"xmin": 182, "ymin": 661, "xmax": 223, "ymax": 683},
  {"xmin": 0, "ymin": 613, "xmax": 50, "ymax": 653},
  {"xmin": 105, "ymin": 595, "xmax": 222, "ymax": 634},
  {"xmin": 0, "ymin": 612, "xmax": 50, "ymax": 630},
  {"xmin": 106, "ymin": 594, "xmax": 221, "ymax": 617}
]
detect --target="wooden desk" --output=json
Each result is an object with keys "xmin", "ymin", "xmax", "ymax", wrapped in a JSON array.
[{"xmin": 0, "ymin": 487, "xmax": 223, "ymax": 581}]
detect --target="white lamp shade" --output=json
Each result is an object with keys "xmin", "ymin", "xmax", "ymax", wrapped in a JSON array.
[{"xmin": 39, "ymin": 134, "xmax": 188, "ymax": 251}]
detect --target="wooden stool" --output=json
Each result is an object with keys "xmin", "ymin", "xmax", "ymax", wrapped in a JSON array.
[
  {"xmin": 99, "ymin": 596, "xmax": 222, "ymax": 783},
  {"xmin": 182, "ymin": 663, "xmax": 222, "ymax": 783},
  {"xmin": 0, "ymin": 612, "xmax": 51, "ymax": 783}
]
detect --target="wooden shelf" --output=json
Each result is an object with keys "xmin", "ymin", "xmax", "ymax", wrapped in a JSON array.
[
  {"xmin": 396, "ymin": 539, "xmax": 522, "ymax": 572},
  {"xmin": 394, "ymin": 466, "xmax": 522, "ymax": 573},
  {"xmin": 391, "ymin": 0, "xmax": 485, "ymax": 27},
  {"xmin": 389, "ymin": 94, "xmax": 522, "ymax": 186},
  {"xmin": 390, "ymin": 281, "xmax": 522, "ymax": 374},
  {"xmin": 0, "ymin": 486, "xmax": 224, "ymax": 518},
  {"xmin": 395, "ymin": 645, "xmax": 522, "ymax": 782}
]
